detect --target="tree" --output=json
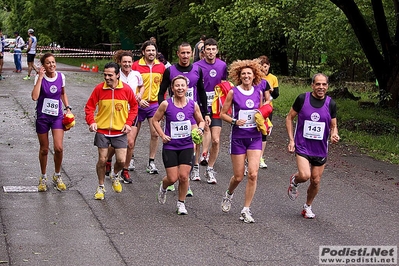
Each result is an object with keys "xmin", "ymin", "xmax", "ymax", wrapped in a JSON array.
[{"xmin": 330, "ymin": 0, "xmax": 399, "ymax": 107}]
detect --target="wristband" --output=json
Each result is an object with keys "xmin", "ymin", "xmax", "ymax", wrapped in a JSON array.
[{"xmin": 198, "ymin": 127, "xmax": 204, "ymax": 133}]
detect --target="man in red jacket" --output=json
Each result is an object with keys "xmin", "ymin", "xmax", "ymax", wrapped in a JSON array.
[{"xmin": 85, "ymin": 62, "xmax": 138, "ymax": 200}]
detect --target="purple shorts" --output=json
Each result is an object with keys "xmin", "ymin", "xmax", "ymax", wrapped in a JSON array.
[
  {"xmin": 36, "ymin": 115, "xmax": 63, "ymax": 134},
  {"xmin": 230, "ymin": 137, "xmax": 262, "ymax": 155},
  {"xmin": 138, "ymin": 104, "xmax": 158, "ymax": 122}
]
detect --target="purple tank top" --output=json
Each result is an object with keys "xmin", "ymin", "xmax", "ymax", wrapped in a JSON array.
[
  {"xmin": 169, "ymin": 64, "xmax": 201, "ymax": 103},
  {"xmin": 36, "ymin": 72, "xmax": 64, "ymax": 119},
  {"xmin": 163, "ymin": 97, "xmax": 196, "ymax": 150},
  {"xmin": 295, "ymin": 92, "xmax": 331, "ymax": 157},
  {"xmin": 231, "ymin": 86, "xmax": 262, "ymax": 139}
]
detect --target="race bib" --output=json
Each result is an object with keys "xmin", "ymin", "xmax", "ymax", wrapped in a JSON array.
[
  {"xmin": 238, "ymin": 109, "xmax": 256, "ymax": 128},
  {"xmin": 206, "ymin": 91, "xmax": 215, "ymax": 107},
  {"xmin": 41, "ymin": 98, "xmax": 59, "ymax": 116},
  {"xmin": 186, "ymin": 87, "xmax": 194, "ymax": 100},
  {"xmin": 303, "ymin": 120, "xmax": 325, "ymax": 140},
  {"xmin": 170, "ymin": 120, "xmax": 191, "ymax": 139}
]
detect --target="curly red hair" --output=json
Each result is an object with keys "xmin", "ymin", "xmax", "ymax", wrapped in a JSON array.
[{"xmin": 228, "ymin": 59, "xmax": 263, "ymax": 86}]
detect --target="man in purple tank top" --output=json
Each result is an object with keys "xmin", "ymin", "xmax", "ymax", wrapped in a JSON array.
[{"xmin": 286, "ymin": 73, "xmax": 340, "ymax": 219}]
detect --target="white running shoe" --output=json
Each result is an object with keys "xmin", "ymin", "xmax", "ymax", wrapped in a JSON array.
[
  {"xmin": 288, "ymin": 174, "xmax": 299, "ymax": 201},
  {"xmin": 157, "ymin": 182, "xmax": 167, "ymax": 204},
  {"xmin": 199, "ymin": 152, "xmax": 209, "ymax": 166},
  {"xmin": 176, "ymin": 201, "xmax": 188, "ymax": 215},
  {"xmin": 146, "ymin": 161, "xmax": 159, "ymax": 174},
  {"xmin": 221, "ymin": 191, "xmax": 233, "ymax": 212},
  {"xmin": 128, "ymin": 157, "xmax": 135, "ymax": 171},
  {"xmin": 240, "ymin": 208, "xmax": 255, "ymax": 223},
  {"xmin": 259, "ymin": 158, "xmax": 267, "ymax": 169},
  {"xmin": 205, "ymin": 168, "xmax": 217, "ymax": 184},
  {"xmin": 301, "ymin": 204, "xmax": 315, "ymax": 219},
  {"xmin": 190, "ymin": 166, "xmax": 200, "ymax": 181}
]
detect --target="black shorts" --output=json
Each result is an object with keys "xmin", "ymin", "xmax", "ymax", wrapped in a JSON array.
[
  {"xmin": 296, "ymin": 153, "xmax": 327, "ymax": 166},
  {"xmin": 162, "ymin": 148, "xmax": 194, "ymax": 168},
  {"xmin": 27, "ymin": 54, "xmax": 36, "ymax": 63}
]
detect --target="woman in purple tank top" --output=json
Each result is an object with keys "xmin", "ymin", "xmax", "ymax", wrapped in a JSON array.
[
  {"xmin": 31, "ymin": 53, "xmax": 72, "ymax": 192},
  {"xmin": 219, "ymin": 59, "xmax": 265, "ymax": 223},
  {"xmin": 153, "ymin": 75, "xmax": 205, "ymax": 215}
]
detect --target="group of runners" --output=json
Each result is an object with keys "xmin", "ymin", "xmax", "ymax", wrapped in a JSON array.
[{"xmin": 30, "ymin": 36, "xmax": 339, "ymax": 223}]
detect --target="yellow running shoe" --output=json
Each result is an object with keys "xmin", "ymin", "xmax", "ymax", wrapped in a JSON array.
[
  {"xmin": 37, "ymin": 177, "xmax": 47, "ymax": 192},
  {"xmin": 53, "ymin": 174, "xmax": 67, "ymax": 191},
  {"xmin": 112, "ymin": 175, "xmax": 122, "ymax": 193},
  {"xmin": 94, "ymin": 186, "xmax": 106, "ymax": 200}
]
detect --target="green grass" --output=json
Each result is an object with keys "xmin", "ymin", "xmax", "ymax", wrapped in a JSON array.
[{"xmin": 273, "ymin": 83, "xmax": 399, "ymax": 164}]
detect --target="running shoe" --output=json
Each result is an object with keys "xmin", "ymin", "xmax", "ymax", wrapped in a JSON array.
[
  {"xmin": 94, "ymin": 186, "xmax": 106, "ymax": 200},
  {"xmin": 199, "ymin": 152, "xmax": 209, "ymax": 166},
  {"xmin": 157, "ymin": 182, "xmax": 166, "ymax": 204},
  {"xmin": 105, "ymin": 161, "xmax": 112, "ymax": 177},
  {"xmin": 302, "ymin": 204, "xmax": 315, "ymax": 219},
  {"xmin": 37, "ymin": 177, "xmax": 47, "ymax": 192},
  {"xmin": 23, "ymin": 75, "xmax": 31, "ymax": 80},
  {"xmin": 166, "ymin": 184, "xmax": 175, "ymax": 191},
  {"xmin": 190, "ymin": 166, "xmax": 200, "ymax": 181},
  {"xmin": 287, "ymin": 174, "xmax": 299, "ymax": 201},
  {"xmin": 176, "ymin": 201, "xmax": 188, "ymax": 215},
  {"xmin": 259, "ymin": 158, "xmax": 268, "ymax": 169},
  {"xmin": 128, "ymin": 157, "xmax": 135, "ymax": 171},
  {"xmin": 0, "ymin": 75, "xmax": 4, "ymax": 80},
  {"xmin": 186, "ymin": 187, "xmax": 193, "ymax": 197},
  {"xmin": 146, "ymin": 161, "xmax": 159, "ymax": 174},
  {"xmin": 52, "ymin": 174, "xmax": 67, "ymax": 191},
  {"xmin": 121, "ymin": 169, "xmax": 132, "ymax": 184},
  {"xmin": 240, "ymin": 208, "xmax": 255, "ymax": 223},
  {"xmin": 221, "ymin": 190, "xmax": 234, "ymax": 212},
  {"xmin": 111, "ymin": 173, "xmax": 122, "ymax": 193},
  {"xmin": 205, "ymin": 168, "xmax": 217, "ymax": 184}
]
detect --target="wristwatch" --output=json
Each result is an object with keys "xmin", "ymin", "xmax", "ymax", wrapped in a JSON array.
[
  {"xmin": 198, "ymin": 127, "xmax": 204, "ymax": 133},
  {"xmin": 64, "ymin": 106, "xmax": 72, "ymax": 111},
  {"xmin": 231, "ymin": 118, "xmax": 237, "ymax": 125}
]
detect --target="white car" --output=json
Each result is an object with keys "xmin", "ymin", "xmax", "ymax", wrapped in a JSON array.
[{"xmin": 4, "ymin": 38, "xmax": 16, "ymax": 48}]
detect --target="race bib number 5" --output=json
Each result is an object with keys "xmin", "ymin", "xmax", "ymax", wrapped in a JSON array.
[{"xmin": 238, "ymin": 110, "xmax": 256, "ymax": 128}]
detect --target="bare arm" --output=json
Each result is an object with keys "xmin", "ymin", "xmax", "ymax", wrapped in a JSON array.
[
  {"xmin": 153, "ymin": 101, "xmax": 170, "ymax": 143},
  {"xmin": 330, "ymin": 118, "xmax": 340, "ymax": 143},
  {"xmin": 286, "ymin": 107, "xmax": 298, "ymax": 153},
  {"xmin": 31, "ymin": 67, "xmax": 46, "ymax": 100}
]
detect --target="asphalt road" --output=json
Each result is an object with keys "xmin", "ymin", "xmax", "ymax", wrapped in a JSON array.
[{"xmin": 0, "ymin": 52, "xmax": 398, "ymax": 266}]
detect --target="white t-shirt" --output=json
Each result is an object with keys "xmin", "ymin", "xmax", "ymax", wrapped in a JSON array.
[{"xmin": 120, "ymin": 70, "xmax": 143, "ymax": 94}]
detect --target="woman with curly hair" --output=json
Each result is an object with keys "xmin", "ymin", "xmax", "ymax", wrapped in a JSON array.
[{"xmin": 220, "ymin": 59, "xmax": 264, "ymax": 223}]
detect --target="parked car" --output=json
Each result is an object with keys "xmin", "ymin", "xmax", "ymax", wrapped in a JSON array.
[{"xmin": 4, "ymin": 38, "xmax": 16, "ymax": 48}]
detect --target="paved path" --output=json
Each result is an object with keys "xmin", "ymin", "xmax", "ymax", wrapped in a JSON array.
[{"xmin": 0, "ymin": 52, "xmax": 398, "ymax": 265}]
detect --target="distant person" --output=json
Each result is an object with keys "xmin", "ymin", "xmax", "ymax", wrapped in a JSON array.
[
  {"xmin": 23, "ymin": 29, "xmax": 40, "ymax": 80},
  {"xmin": 193, "ymin": 35, "xmax": 206, "ymax": 62},
  {"xmin": 104, "ymin": 50, "xmax": 143, "ymax": 184},
  {"xmin": 85, "ymin": 62, "xmax": 138, "ymax": 200},
  {"xmin": 154, "ymin": 75, "xmax": 205, "ymax": 215},
  {"xmin": 194, "ymin": 38, "xmax": 228, "ymax": 184},
  {"xmin": 31, "ymin": 53, "xmax": 72, "ymax": 192},
  {"xmin": 257, "ymin": 55, "xmax": 279, "ymax": 169},
  {"xmin": 13, "ymin": 31, "xmax": 24, "ymax": 73},
  {"xmin": 132, "ymin": 40, "xmax": 165, "ymax": 174},
  {"xmin": 0, "ymin": 28, "xmax": 4, "ymax": 80},
  {"xmin": 286, "ymin": 73, "xmax": 340, "ymax": 219}
]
